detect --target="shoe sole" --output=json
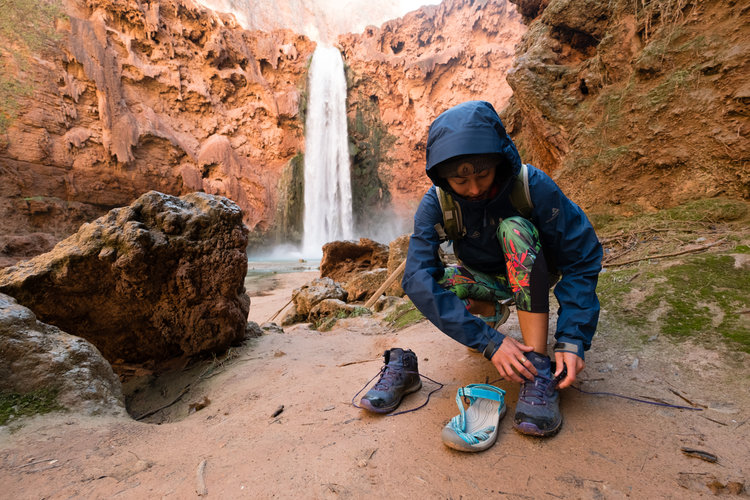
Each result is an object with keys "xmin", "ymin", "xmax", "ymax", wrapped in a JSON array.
[
  {"xmin": 359, "ymin": 380, "xmax": 422, "ymax": 414},
  {"xmin": 442, "ymin": 403, "xmax": 507, "ymax": 452},
  {"xmin": 512, "ymin": 416, "xmax": 562, "ymax": 437}
]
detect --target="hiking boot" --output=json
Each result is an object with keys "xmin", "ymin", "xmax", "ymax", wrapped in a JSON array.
[
  {"xmin": 513, "ymin": 352, "xmax": 562, "ymax": 437},
  {"xmin": 360, "ymin": 348, "xmax": 422, "ymax": 414}
]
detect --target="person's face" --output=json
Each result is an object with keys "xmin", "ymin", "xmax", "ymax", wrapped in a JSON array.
[{"xmin": 445, "ymin": 163, "xmax": 496, "ymax": 201}]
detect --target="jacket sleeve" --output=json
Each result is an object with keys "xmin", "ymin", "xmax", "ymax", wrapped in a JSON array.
[
  {"xmin": 528, "ymin": 167, "xmax": 603, "ymax": 359},
  {"xmin": 401, "ymin": 187, "xmax": 507, "ymax": 355}
]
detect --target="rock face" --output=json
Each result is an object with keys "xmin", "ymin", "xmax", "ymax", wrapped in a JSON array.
[
  {"xmin": 0, "ymin": 293, "xmax": 126, "ymax": 416},
  {"xmin": 319, "ymin": 238, "xmax": 389, "ymax": 283},
  {"xmin": 0, "ymin": 0, "xmax": 314, "ymax": 263},
  {"xmin": 504, "ymin": 0, "xmax": 749, "ymax": 213},
  {"xmin": 339, "ymin": 0, "xmax": 526, "ymax": 220},
  {"xmin": 0, "ymin": 191, "xmax": 250, "ymax": 363}
]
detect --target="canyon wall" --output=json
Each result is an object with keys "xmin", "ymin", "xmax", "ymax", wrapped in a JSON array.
[
  {"xmin": 503, "ymin": 0, "xmax": 749, "ymax": 213},
  {"xmin": 339, "ymin": 0, "xmax": 525, "ymax": 223},
  {"xmin": 0, "ymin": 0, "xmax": 314, "ymax": 264}
]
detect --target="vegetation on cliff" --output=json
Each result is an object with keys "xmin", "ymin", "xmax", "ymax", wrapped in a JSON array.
[{"xmin": 0, "ymin": 0, "xmax": 65, "ymax": 134}]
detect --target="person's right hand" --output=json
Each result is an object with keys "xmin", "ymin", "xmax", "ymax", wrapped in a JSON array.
[{"xmin": 490, "ymin": 336, "xmax": 537, "ymax": 383}]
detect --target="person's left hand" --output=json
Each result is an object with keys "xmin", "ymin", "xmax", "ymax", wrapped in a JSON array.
[{"xmin": 554, "ymin": 351, "xmax": 584, "ymax": 389}]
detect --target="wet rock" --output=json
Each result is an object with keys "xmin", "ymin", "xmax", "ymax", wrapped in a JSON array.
[
  {"xmin": 0, "ymin": 293, "xmax": 125, "ymax": 416},
  {"xmin": 0, "ymin": 191, "xmax": 250, "ymax": 364},
  {"xmin": 292, "ymin": 277, "xmax": 347, "ymax": 316}
]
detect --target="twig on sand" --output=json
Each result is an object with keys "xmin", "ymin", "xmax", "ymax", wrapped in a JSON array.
[
  {"xmin": 337, "ymin": 358, "xmax": 378, "ymax": 367},
  {"xmin": 134, "ymin": 386, "xmax": 190, "ymax": 421},
  {"xmin": 267, "ymin": 298, "xmax": 293, "ymax": 323},
  {"xmin": 604, "ymin": 239, "xmax": 725, "ymax": 267},
  {"xmin": 667, "ymin": 388, "xmax": 706, "ymax": 408},
  {"xmin": 196, "ymin": 459, "xmax": 208, "ymax": 496}
]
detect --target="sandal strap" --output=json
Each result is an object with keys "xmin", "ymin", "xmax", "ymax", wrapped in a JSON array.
[{"xmin": 459, "ymin": 384, "xmax": 506, "ymax": 403}]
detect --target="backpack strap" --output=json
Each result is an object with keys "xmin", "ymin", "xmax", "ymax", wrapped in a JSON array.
[
  {"xmin": 435, "ymin": 164, "xmax": 533, "ymax": 242},
  {"xmin": 435, "ymin": 186, "xmax": 464, "ymax": 242},
  {"xmin": 510, "ymin": 163, "xmax": 533, "ymax": 219}
]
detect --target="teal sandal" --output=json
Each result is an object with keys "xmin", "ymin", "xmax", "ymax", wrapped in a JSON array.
[
  {"xmin": 476, "ymin": 299, "xmax": 512, "ymax": 329},
  {"xmin": 442, "ymin": 384, "xmax": 507, "ymax": 452}
]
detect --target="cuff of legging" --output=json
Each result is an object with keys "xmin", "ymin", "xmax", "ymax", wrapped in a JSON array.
[{"xmin": 553, "ymin": 339, "xmax": 585, "ymax": 360}]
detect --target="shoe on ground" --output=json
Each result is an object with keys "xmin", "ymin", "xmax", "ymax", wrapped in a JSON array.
[
  {"xmin": 360, "ymin": 348, "xmax": 422, "ymax": 414},
  {"xmin": 513, "ymin": 351, "xmax": 562, "ymax": 437}
]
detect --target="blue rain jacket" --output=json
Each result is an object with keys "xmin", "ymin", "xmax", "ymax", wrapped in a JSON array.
[{"xmin": 401, "ymin": 101, "xmax": 602, "ymax": 359}]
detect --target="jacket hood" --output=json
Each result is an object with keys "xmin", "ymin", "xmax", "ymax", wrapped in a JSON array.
[{"xmin": 425, "ymin": 100, "xmax": 521, "ymax": 186}]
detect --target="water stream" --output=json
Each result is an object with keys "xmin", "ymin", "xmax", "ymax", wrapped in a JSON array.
[{"xmin": 301, "ymin": 45, "xmax": 354, "ymax": 258}]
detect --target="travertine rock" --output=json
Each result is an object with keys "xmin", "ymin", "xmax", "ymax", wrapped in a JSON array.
[
  {"xmin": 0, "ymin": 293, "xmax": 126, "ymax": 416},
  {"xmin": 319, "ymin": 238, "xmax": 389, "ymax": 283},
  {"xmin": 0, "ymin": 191, "xmax": 250, "ymax": 363},
  {"xmin": 344, "ymin": 268, "xmax": 388, "ymax": 303},
  {"xmin": 386, "ymin": 234, "xmax": 410, "ymax": 297},
  {"xmin": 291, "ymin": 277, "xmax": 347, "ymax": 316},
  {"xmin": 0, "ymin": 0, "xmax": 314, "ymax": 262}
]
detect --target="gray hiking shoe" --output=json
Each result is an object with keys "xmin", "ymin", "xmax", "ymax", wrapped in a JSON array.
[
  {"xmin": 513, "ymin": 351, "xmax": 562, "ymax": 437},
  {"xmin": 360, "ymin": 348, "xmax": 422, "ymax": 414}
]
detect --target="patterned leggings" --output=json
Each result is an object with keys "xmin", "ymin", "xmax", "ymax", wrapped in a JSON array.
[{"xmin": 438, "ymin": 217, "xmax": 554, "ymax": 314}]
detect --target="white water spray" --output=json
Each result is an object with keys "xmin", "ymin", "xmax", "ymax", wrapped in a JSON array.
[{"xmin": 302, "ymin": 45, "xmax": 353, "ymax": 258}]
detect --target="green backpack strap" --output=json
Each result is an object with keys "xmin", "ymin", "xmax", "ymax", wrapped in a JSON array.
[
  {"xmin": 435, "ymin": 186, "xmax": 464, "ymax": 242},
  {"xmin": 510, "ymin": 163, "xmax": 533, "ymax": 219},
  {"xmin": 435, "ymin": 164, "xmax": 533, "ymax": 242}
]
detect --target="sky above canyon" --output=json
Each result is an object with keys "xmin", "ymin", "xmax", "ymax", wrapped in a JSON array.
[{"xmin": 196, "ymin": 0, "xmax": 441, "ymax": 42}]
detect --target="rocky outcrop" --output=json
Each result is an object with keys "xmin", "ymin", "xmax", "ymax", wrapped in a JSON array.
[
  {"xmin": 0, "ymin": 293, "xmax": 125, "ymax": 416},
  {"xmin": 291, "ymin": 277, "xmax": 347, "ymax": 317},
  {"xmin": 0, "ymin": 0, "xmax": 314, "ymax": 264},
  {"xmin": 339, "ymin": 0, "xmax": 526, "ymax": 219},
  {"xmin": 504, "ymin": 0, "xmax": 749, "ymax": 213},
  {"xmin": 0, "ymin": 191, "xmax": 250, "ymax": 363},
  {"xmin": 319, "ymin": 238, "xmax": 389, "ymax": 283}
]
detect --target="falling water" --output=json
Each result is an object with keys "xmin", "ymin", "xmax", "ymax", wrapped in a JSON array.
[{"xmin": 302, "ymin": 45, "xmax": 353, "ymax": 258}]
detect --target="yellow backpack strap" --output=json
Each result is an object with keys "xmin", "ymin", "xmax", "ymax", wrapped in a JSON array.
[
  {"xmin": 510, "ymin": 163, "xmax": 533, "ymax": 218},
  {"xmin": 435, "ymin": 186, "xmax": 465, "ymax": 242}
]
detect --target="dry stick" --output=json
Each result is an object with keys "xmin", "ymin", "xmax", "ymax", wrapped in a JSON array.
[
  {"xmin": 267, "ymin": 297, "xmax": 293, "ymax": 323},
  {"xmin": 604, "ymin": 239, "xmax": 725, "ymax": 267},
  {"xmin": 196, "ymin": 459, "xmax": 208, "ymax": 496},
  {"xmin": 364, "ymin": 259, "xmax": 407, "ymax": 309},
  {"xmin": 134, "ymin": 386, "xmax": 190, "ymax": 421}
]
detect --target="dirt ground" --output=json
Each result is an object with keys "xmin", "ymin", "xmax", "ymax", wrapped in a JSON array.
[{"xmin": 1, "ymin": 270, "xmax": 748, "ymax": 499}]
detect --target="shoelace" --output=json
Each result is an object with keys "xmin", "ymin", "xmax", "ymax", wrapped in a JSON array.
[
  {"xmin": 371, "ymin": 365, "xmax": 409, "ymax": 390},
  {"xmin": 519, "ymin": 373, "xmax": 554, "ymax": 405},
  {"xmin": 351, "ymin": 368, "xmax": 444, "ymax": 416}
]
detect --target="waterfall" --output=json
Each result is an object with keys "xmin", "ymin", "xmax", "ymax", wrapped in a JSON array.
[{"xmin": 302, "ymin": 45, "xmax": 353, "ymax": 258}]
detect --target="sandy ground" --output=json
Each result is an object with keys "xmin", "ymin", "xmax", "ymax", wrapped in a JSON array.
[{"xmin": 1, "ymin": 271, "xmax": 749, "ymax": 499}]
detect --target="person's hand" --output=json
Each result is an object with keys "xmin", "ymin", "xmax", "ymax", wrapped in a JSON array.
[
  {"xmin": 490, "ymin": 337, "xmax": 537, "ymax": 383},
  {"xmin": 554, "ymin": 351, "xmax": 584, "ymax": 389}
]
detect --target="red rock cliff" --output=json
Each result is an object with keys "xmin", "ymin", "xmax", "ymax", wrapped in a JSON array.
[
  {"xmin": 339, "ymin": 0, "xmax": 525, "ymax": 217},
  {"xmin": 0, "ymin": 0, "xmax": 314, "ymax": 264}
]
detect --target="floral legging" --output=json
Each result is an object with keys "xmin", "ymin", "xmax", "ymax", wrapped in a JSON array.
[{"xmin": 438, "ymin": 217, "xmax": 555, "ymax": 315}]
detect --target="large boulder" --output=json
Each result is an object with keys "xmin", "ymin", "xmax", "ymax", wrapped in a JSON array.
[
  {"xmin": 0, "ymin": 293, "xmax": 125, "ymax": 416},
  {"xmin": 291, "ymin": 277, "xmax": 347, "ymax": 316},
  {"xmin": 320, "ymin": 238, "xmax": 389, "ymax": 283},
  {"xmin": 0, "ymin": 191, "xmax": 250, "ymax": 363}
]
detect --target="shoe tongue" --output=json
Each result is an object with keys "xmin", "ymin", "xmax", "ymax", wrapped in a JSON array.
[{"xmin": 526, "ymin": 352, "xmax": 552, "ymax": 373}]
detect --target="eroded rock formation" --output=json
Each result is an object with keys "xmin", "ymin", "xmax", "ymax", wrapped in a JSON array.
[
  {"xmin": 0, "ymin": 0, "xmax": 314, "ymax": 265},
  {"xmin": 0, "ymin": 191, "xmax": 250, "ymax": 363},
  {"xmin": 339, "ymin": 0, "xmax": 526, "ymax": 219},
  {"xmin": 504, "ymin": 0, "xmax": 749, "ymax": 212}
]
